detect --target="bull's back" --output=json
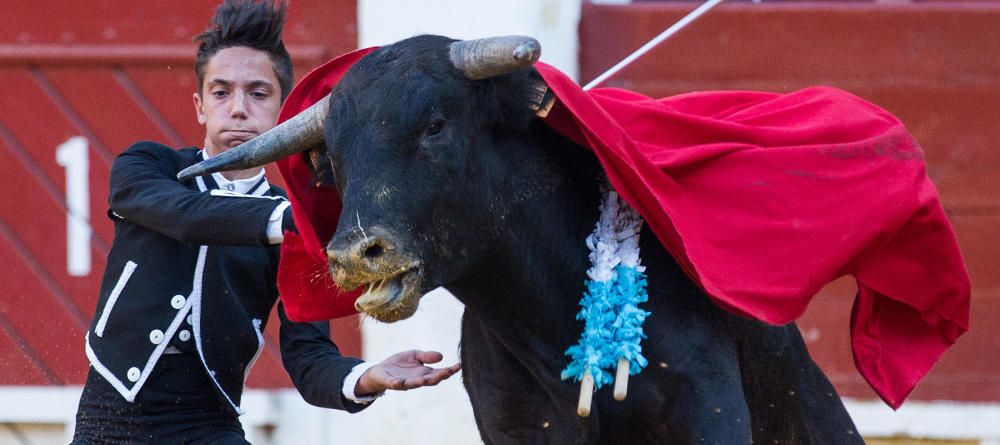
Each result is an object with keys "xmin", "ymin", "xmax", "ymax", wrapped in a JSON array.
[
  {"xmin": 730, "ymin": 318, "xmax": 864, "ymax": 444},
  {"xmin": 629, "ymin": 227, "xmax": 864, "ymax": 444}
]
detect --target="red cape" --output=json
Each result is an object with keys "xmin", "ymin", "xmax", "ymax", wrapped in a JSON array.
[{"xmin": 275, "ymin": 48, "xmax": 970, "ymax": 409}]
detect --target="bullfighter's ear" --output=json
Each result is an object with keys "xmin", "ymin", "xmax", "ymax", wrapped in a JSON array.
[
  {"xmin": 528, "ymin": 80, "xmax": 556, "ymax": 118},
  {"xmin": 306, "ymin": 145, "xmax": 335, "ymax": 188}
]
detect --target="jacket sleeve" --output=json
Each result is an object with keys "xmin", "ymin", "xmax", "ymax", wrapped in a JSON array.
[
  {"xmin": 108, "ymin": 141, "xmax": 283, "ymax": 246},
  {"xmin": 278, "ymin": 303, "xmax": 370, "ymax": 412}
]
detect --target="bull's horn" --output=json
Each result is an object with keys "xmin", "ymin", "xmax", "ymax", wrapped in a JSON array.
[
  {"xmin": 177, "ymin": 94, "xmax": 330, "ymax": 181},
  {"xmin": 449, "ymin": 36, "xmax": 541, "ymax": 80}
]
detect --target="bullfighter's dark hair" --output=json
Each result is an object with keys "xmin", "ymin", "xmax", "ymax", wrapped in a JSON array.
[{"xmin": 194, "ymin": 0, "xmax": 293, "ymax": 100}]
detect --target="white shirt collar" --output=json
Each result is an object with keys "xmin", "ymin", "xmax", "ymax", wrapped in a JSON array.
[{"xmin": 200, "ymin": 150, "xmax": 267, "ymax": 195}]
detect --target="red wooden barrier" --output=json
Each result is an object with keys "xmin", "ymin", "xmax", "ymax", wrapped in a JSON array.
[{"xmin": 0, "ymin": 0, "xmax": 360, "ymax": 389}]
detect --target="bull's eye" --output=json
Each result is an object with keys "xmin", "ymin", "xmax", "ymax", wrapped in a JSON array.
[{"xmin": 424, "ymin": 119, "xmax": 445, "ymax": 137}]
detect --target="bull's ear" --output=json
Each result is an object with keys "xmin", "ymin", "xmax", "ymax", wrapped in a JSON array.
[
  {"xmin": 528, "ymin": 80, "xmax": 556, "ymax": 118},
  {"xmin": 306, "ymin": 145, "xmax": 335, "ymax": 187}
]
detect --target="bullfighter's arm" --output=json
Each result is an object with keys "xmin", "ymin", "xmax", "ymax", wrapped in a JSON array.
[
  {"xmin": 108, "ymin": 141, "xmax": 284, "ymax": 246},
  {"xmin": 277, "ymin": 303, "xmax": 374, "ymax": 412}
]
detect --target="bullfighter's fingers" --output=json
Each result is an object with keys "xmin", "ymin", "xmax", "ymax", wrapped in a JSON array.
[
  {"xmin": 398, "ymin": 375, "xmax": 431, "ymax": 390},
  {"xmin": 399, "ymin": 366, "xmax": 457, "ymax": 390},
  {"xmin": 413, "ymin": 350, "xmax": 444, "ymax": 364},
  {"xmin": 422, "ymin": 367, "xmax": 457, "ymax": 385}
]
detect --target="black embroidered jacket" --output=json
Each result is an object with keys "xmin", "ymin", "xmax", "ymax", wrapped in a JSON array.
[{"xmin": 85, "ymin": 141, "xmax": 366, "ymax": 414}]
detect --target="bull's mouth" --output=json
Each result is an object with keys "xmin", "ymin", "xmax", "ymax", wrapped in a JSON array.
[{"xmin": 353, "ymin": 267, "xmax": 423, "ymax": 322}]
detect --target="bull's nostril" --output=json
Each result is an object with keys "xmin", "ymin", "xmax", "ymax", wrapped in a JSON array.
[{"xmin": 364, "ymin": 244, "xmax": 384, "ymax": 260}]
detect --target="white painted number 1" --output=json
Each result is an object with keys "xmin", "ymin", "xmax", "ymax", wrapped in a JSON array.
[{"xmin": 55, "ymin": 136, "xmax": 91, "ymax": 277}]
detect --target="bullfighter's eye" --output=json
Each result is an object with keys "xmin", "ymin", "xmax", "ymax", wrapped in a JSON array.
[{"xmin": 424, "ymin": 119, "xmax": 445, "ymax": 137}]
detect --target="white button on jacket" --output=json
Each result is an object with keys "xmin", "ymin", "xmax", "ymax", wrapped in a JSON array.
[
  {"xmin": 149, "ymin": 329, "xmax": 164, "ymax": 345},
  {"xmin": 171, "ymin": 295, "xmax": 186, "ymax": 310}
]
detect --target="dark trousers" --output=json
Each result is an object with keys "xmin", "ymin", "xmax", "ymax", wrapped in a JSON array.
[{"xmin": 71, "ymin": 354, "xmax": 248, "ymax": 444}]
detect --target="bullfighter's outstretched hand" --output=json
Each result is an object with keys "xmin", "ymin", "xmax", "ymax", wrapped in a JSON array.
[{"xmin": 355, "ymin": 350, "xmax": 461, "ymax": 396}]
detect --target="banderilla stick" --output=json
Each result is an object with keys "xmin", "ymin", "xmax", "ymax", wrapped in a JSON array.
[
  {"xmin": 613, "ymin": 358, "xmax": 630, "ymax": 401},
  {"xmin": 577, "ymin": 371, "xmax": 595, "ymax": 417}
]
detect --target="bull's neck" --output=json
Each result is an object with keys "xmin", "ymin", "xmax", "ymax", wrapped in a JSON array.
[{"xmin": 449, "ymin": 134, "xmax": 603, "ymax": 342}]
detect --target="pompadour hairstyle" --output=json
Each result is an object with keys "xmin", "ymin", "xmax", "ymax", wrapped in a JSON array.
[{"xmin": 195, "ymin": 0, "xmax": 293, "ymax": 100}]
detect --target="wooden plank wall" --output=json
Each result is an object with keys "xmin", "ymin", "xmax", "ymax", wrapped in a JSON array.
[{"xmin": 0, "ymin": 0, "xmax": 359, "ymax": 388}]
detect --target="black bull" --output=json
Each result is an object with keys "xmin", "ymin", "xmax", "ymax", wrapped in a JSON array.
[{"xmin": 183, "ymin": 35, "xmax": 865, "ymax": 444}]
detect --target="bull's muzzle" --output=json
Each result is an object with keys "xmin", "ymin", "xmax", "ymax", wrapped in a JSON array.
[{"xmin": 326, "ymin": 226, "xmax": 423, "ymax": 321}]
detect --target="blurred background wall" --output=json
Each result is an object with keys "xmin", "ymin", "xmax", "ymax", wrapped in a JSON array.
[{"xmin": 0, "ymin": 0, "xmax": 996, "ymax": 443}]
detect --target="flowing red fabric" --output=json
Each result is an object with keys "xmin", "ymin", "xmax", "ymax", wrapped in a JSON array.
[
  {"xmin": 274, "ymin": 48, "xmax": 376, "ymax": 322},
  {"xmin": 276, "ymin": 48, "xmax": 970, "ymax": 409}
]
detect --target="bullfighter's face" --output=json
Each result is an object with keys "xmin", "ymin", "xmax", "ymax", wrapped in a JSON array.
[{"xmin": 193, "ymin": 46, "xmax": 282, "ymax": 178}]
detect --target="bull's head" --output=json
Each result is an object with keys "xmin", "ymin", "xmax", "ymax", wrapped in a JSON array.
[{"xmin": 178, "ymin": 35, "xmax": 546, "ymax": 322}]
